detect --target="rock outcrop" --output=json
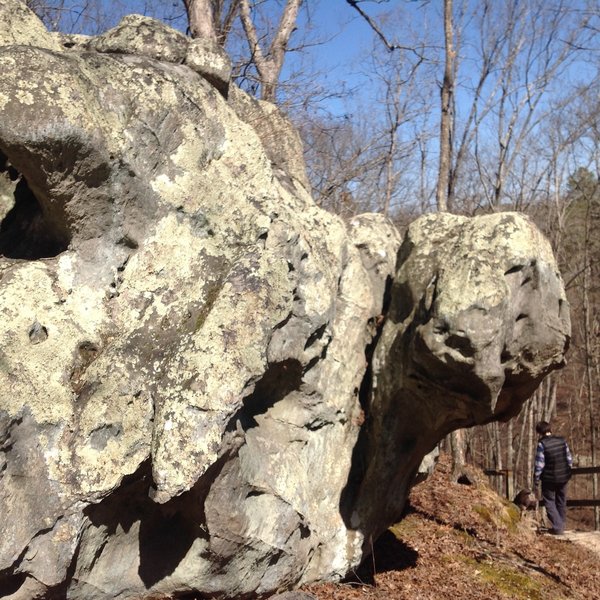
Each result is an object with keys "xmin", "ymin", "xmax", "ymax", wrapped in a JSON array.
[
  {"xmin": 0, "ymin": 2, "xmax": 570, "ymax": 598},
  {"xmin": 347, "ymin": 212, "xmax": 571, "ymax": 539}
]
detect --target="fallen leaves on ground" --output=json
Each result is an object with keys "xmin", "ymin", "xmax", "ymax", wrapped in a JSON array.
[{"xmin": 305, "ymin": 454, "xmax": 600, "ymax": 600}]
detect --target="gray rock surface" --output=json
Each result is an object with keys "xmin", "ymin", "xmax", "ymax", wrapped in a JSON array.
[
  {"xmin": 88, "ymin": 14, "xmax": 189, "ymax": 63},
  {"xmin": 229, "ymin": 85, "xmax": 310, "ymax": 190},
  {"xmin": 185, "ymin": 36, "xmax": 232, "ymax": 97},
  {"xmin": 0, "ymin": 0, "xmax": 61, "ymax": 50},
  {"xmin": 88, "ymin": 14, "xmax": 232, "ymax": 97},
  {"xmin": 0, "ymin": 2, "xmax": 570, "ymax": 599}
]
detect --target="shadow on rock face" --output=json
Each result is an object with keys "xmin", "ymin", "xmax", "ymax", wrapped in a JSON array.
[
  {"xmin": 77, "ymin": 459, "xmax": 216, "ymax": 592},
  {"xmin": 139, "ymin": 513, "xmax": 198, "ymax": 587},
  {"xmin": 225, "ymin": 358, "xmax": 304, "ymax": 432}
]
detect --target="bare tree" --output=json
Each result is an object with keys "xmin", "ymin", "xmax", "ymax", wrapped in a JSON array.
[
  {"xmin": 438, "ymin": 0, "xmax": 468, "ymax": 471},
  {"xmin": 373, "ymin": 39, "xmax": 428, "ymax": 215},
  {"xmin": 468, "ymin": 1, "xmax": 594, "ymax": 212},
  {"xmin": 299, "ymin": 114, "xmax": 384, "ymax": 216},
  {"xmin": 435, "ymin": 0, "xmax": 455, "ymax": 213},
  {"xmin": 238, "ymin": 0, "xmax": 302, "ymax": 102},
  {"xmin": 582, "ymin": 189, "xmax": 599, "ymax": 529},
  {"xmin": 298, "ymin": 32, "xmax": 433, "ymax": 219},
  {"xmin": 183, "ymin": 0, "xmax": 217, "ymax": 40},
  {"xmin": 563, "ymin": 166, "xmax": 600, "ymax": 528}
]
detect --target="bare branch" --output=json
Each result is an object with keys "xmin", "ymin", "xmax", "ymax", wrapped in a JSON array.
[
  {"xmin": 218, "ymin": 0, "xmax": 240, "ymax": 46},
  {"xmin": 268, "ymin": 0, "xmax": 301, "ymax": 68},
  {"xmin": 239, "ymin": 0, "xmax": 267, "ymax": 77},
  {"xmin": 344, "ymin": 0, "xmax": 428, "ymax": 58}
]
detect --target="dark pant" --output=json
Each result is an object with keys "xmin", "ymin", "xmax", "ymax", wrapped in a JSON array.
[{"xmin": 542, "ymin": 481, "xmax": 568, "ymax": 533}]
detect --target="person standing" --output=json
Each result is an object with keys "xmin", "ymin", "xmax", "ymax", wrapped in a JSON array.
[{"xmin": 534, "ymin": 421, "xmax": 573, "ymax": 535}]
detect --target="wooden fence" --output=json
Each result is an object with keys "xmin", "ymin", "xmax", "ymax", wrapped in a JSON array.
[{"xmin": 484, "ymin": 466, "xmax": 600, "ymax": 507}]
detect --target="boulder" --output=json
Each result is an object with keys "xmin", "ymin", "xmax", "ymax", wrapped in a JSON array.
[
  {"xmin": 0, "ymin": 2, "xmax": 570, "ymax": 598},
  {"xmin": 88, "ymin": 14, "xmax": 189, "ymax": 63},
  {"xmin": 88, "ymin": 14, "xmax": 233, "ymax": 98},
  {"xmin": 0, "ymin": 0, "xmax": 61, "ymax": 51},
  {"xmin": 185, "ymin": 36, "xmax": 232, "ymax": 97},
  {"xmin": 346, "ymin": 212, "xmax": 571, "ymax": 540},
  {"xmin": 229, "ymin": 85, "xmax": 310, "ymax": 190},
  {"xmin": 53, "ymin": 32, "xmax": 93, "ymax": 51}
]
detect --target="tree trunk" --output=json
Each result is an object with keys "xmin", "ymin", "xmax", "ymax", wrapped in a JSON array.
[
  {"xmin": 582, "ymin": 195, "xmax": 599, "ymax": 529},
  {"xmin": 183, "ymin": 0, "xmax": 217, "ymax": 41},
  {"xmin": 450, "ymin": 428, "xmax": 467, "ymax": 482},
  {"xmin": 435, "ymin": 0, "xmax": 455, "ymax": 213},
  {"xmin": 526, "ymin": 395, "xmax": 536, "ymax": 488},
  {"xmin": 506, "ymin": 419, "xmax": 515, "ymax": 496},
  {"xmin": 383, "ymin": 125, "xmax": 398, "ymax": 215}
]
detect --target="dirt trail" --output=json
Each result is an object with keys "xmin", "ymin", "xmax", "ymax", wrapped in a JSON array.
[{"xmin": 563, "ymin": 531, "xmax": 600, "ymax": 556}]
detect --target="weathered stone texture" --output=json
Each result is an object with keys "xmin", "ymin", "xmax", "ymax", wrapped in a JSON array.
[
  {"xmin": 185, "ymin": 37, "xmax": 232, "ymax": 97},
  {"xmin": 229, "ymin": 85, "xmax": 311, "ymax": 190},
  {"xmin": 0, "ymin": 0, "xmax": 61, "ymax": 50},
  {"xmin": 349, "ymin": 212, "xmax": 571, "ymax": 541},
  {"xmin": 0, "ymin": 2, "xmax": 570, "ymax": 599},
  {"xmin": 88, "ymin": 14, "xmax": 189, "ymax": 63}
]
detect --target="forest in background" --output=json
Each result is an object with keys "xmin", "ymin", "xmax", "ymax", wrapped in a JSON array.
[{"xmin": 24, "ymin": 0, "xmax": 600, "ymax": 527}]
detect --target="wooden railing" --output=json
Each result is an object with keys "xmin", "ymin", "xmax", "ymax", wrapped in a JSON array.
[
  {"xmin": 564, "ymin": 466, "xmax": 600, "ymax": 507},
  {"xmin": 484, "ymin": 466, "xmax": 600, "ymax": 507},
  {"xmin": 484, "ymin": 468, "xmax": 515, "ymax": 501}
]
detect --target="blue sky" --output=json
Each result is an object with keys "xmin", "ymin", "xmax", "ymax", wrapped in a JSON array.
[{"xmin": 276, "ymin": 1, "xmax": 442, "ymax": 117}]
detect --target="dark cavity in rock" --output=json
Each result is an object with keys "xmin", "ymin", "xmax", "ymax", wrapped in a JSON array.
[{"xmin": 0, "ymin": 150, "xmax": 70, "ymax": 259}]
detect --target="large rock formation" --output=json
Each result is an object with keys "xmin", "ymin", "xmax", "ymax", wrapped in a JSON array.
[{"xmin": 0, "ymin": 2, "xmax": 570, "ymax": 598}]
